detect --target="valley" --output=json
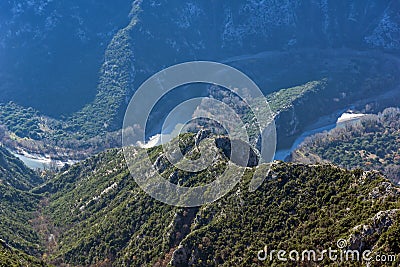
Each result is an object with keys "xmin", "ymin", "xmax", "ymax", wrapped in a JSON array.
[
  {"xmin": 0, "ymin": 1, "xmax": 399, "ymax": 266},
  {"xmin": 1, "ymin": 0, "xmax": 400, "ymax": 163},
  {"xmin": 0, "ymin": 48, "xmax": 398, "ymax": 166}
]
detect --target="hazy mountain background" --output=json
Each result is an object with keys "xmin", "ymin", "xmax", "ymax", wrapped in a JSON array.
[
  {"xmin": 0, "ymin": 0, "xmax": 132, "ymax": 116},
  {"xmin": 1, "ymin": 0, "xmax": 399, "ymax": 118}
]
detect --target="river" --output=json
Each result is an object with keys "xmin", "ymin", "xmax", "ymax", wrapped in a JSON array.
[
  {"xmin": 11, "ymin": 150, "xmax": 77, "ymax": 170},
  {"xmin": 13, "ymin": 153, "xmax": 51, "ymax": 169},
  {"xmin": 274, "ymin": 110, "xmax": 370, "ymax": 161}
]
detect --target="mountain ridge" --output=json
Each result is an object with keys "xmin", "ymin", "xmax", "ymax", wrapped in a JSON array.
[{"xmin": 1, "ymin": 134, "xmax": 398, "ymax": 266}]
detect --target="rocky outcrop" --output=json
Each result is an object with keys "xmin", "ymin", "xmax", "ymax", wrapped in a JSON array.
[
  {"xmin": 153, "ymin": 154, "xmax": 169, "ymax": 173},
  {"xmin": 348, "ymin": 209, "xmax": 399, "ymax": 251},
  {"xmin": 215, "ymin": 137, "xmax": 259, "ymax": 167},
  {"xmin": 170, "ymin": 245, "xmax": 189, "ymax": 267},
  {"xmin": 194, "ymin": 129, "xmax": 211, "ymax": 147}
]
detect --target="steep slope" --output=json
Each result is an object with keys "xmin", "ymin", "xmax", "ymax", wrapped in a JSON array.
[
  {"xmin": 0, "ymin": 145, "xmax": 45, "ymax": 257},
  {"xmin": 169, "ymin": 166, "xmax": 400, "ymax": 266},
  {"xmin": 2, "ymin": 0, "xmax": 399, "ymax": 117},
  {"xmin": 28, "ymin": 134, "xmax": 400, "ymax": 266},
  {"xmin": 34, "ymin": 133, "xmax": 225, "ymax": 265},
  {"xmin": 0, "ymin": 145, "xmax": 43, "ymax": 190},
  {"xmin": 0, "ymin": 0, "xmax": 133, "ymax": 116},
  {"xmin": 87, "ymin": 0, "xmax": 400, "ymax": 136},
  {"xmin": 0, "ymin": 182, "xmax": 43, "ymax": 257},
  {"xmin": 0, "ymin": 239, "xmax": 47, "ymax": 267}
]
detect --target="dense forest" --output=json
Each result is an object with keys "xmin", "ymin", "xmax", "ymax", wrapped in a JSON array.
[
  {"xmin": 0, "ymin": 145, "xmax": 45, "ymax": 262},
  {"xmin": 0, "ymin": 240, "xmax": 47, "ymax": 267},
  {"xmin": 0, "ymin": 133, "xmax": 399, "ymax": 266},
  {"xmin": 293, "ymin": 107, "xmax": 400, "ymax": 184}
]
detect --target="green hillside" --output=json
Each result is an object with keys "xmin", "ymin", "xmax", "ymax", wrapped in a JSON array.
[
  {"xmin": 31, "ymin": 135, "xmax": 400, "ymax": 266},
  {"xmin": 1, "ymin": 47, "xmax": 398, "ymax": 162},
  {"xmin": 0, "ymin": 146, "xmax": 45, "ymax": 260},
  {"xmin": 0, "ymin": 133, "xmax": 399, "ymax": 266},
  {"xmin": 0, "ymin": 1, "xmax": 399, "ymax": 266},
  {"xmin": 0, "ymin": 145, "xmax": 43, "ymax": 190},
  {"xmin": 293, "ymin": 107, "xmax": 400, "ymax": 184},
  {"xmin": 0, "ymin": 239, "xmax": 47, "ymax": 267}
]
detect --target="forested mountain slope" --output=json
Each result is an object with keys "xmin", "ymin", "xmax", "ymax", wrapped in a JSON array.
[
  {"xmin": 292, "ymin": 107, "xmax": 400, "ymax": 184},
  {"xmin": 17, "ymin": 134, "xmax": 398, "ymax": 266},
  {"xmin": 0, "ymin": 146, "xmax": 46, "ymax": 264},
  {"xmin": 0, "ymin": 239, "xmax": 47, "ymax": 267},
  {"xmin": 0, "ymin": 145, "xmax": 43, "ymax": 190}
]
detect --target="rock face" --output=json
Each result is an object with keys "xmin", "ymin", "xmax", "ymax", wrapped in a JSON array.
[
  {"xmin": 215, "ymin": 137, "xmax": 259, "ymax": 167},
  {"xmin": 0, "ymin": 0, "xmax": 132, "ymax": 115},
  {"xmin": 194, "ymin": 129, "xmax": 211, "ymax": 147},
  {"xmin": 349, "ymin": 209, "xmax": 399, "ymax": 251},
  {"xmin": 154, "ymin": 134, "xmax": 259, "ymax": 172},
  {"xmin": 129, "ymin": 0, "xmax": 400, "ymax": 66},
  {"xmin": 368, "ymin": 181, "xmax": 400, "ymax": 200},
  {"xmin": 1, "ymin": 0, "xmax": 399, "ymax": 116},
  {"xmin": 170, "ymin": 245, "xmax": 189, "ymax": 267},
  {"xmin": 153, "ymin": 154, "xmax": 169, "ymax": 173}
]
